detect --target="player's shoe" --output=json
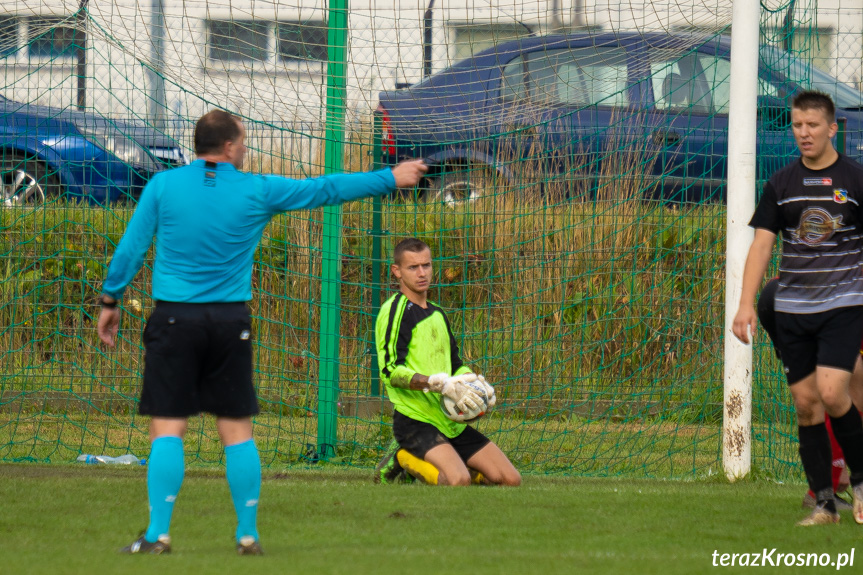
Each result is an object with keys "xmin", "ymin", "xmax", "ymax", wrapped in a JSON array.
[
  {"xmin": 237, "ymin": 535, "xmax": 264, "ymax": 556},
  {"xmin": 120, "ymin": 534, "xmax": 172, "ymax": 554},
  {"xmin": 796, "ymin": 503, "xmax": 840, "ymax": 526},
  {"xmin": 802, "ymin": 491, "xmax": 853, "ymax": 511},
  {"xmin": 374, "ymin": 440, "xmax": 404, "ymax": 484},
  {"xmin": 853, "ymin": 483, "xmax": 863, "ymax": 524}
]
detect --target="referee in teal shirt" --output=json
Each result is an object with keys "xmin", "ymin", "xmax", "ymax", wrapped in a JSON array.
[{"xmin": 97, "ymin": 109, "xmax": 426, "ymax": 556}]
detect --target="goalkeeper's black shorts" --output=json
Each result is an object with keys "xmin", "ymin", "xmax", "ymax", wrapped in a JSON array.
[
  {"xmin": 393, "ymin": 410, "xmax": 489, "ymax": 461},
  {"xmin": 139, "ymin": 301, "xmax": 259, "ymax": 418}
]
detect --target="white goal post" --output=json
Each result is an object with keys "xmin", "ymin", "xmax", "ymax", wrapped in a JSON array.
[{"xmin": 723, "ymin": 0, "xmax": 761, "ymax": 481}]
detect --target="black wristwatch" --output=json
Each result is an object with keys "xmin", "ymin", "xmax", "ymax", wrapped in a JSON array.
[{"xmin": 98, "ymin": 294, "xmax": 118, "ymax": 308}]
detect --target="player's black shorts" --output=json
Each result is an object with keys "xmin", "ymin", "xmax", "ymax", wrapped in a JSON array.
[
  {"xmin": 139, "ymin": 301, "xmax": 259, "ymax": 418},
  {"xmin": 392, "ymin": 410, "xmax": 490, "ymax": 462},
  {"xmin": 774, "ymin": 306, "xmax": 863, "ymax": 386}
]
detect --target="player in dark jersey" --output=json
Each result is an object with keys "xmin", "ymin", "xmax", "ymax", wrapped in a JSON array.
[
  {"xmin": 757, "ymin": 278, "xmax": 863, "ymax": 510},
  {"xmin": 374, "ymin": 238, "xmax": 521, "ymax": 486},
  {"xmin": 733, "ymin": 91, "xmax": 863, "ymax": 526}
]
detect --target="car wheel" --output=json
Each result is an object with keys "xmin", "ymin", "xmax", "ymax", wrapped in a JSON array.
[
  {"xmin": 0, "ymin": 156, "xmax": 62, "ymax": 206},
  {"xmin": 431, "ymin": 167, "xmax": 497, "ymax": 206}
]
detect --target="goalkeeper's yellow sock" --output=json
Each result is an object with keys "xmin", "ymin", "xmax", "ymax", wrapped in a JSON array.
[
  {"xmin": 396, "ymin": 450, "xmax": 439, "ymax": 485},
  {"xmin": 469, "ymin": 468, "xmax": 487, "ymax": 485}
]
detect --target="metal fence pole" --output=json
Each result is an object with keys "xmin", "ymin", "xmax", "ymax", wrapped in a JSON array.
[
  {"xmin": 370, "ymin": 112, "xmax": 383, "ymax": 396},
  {"xmin": 318, "ymin": 0, "xmax": 349, "ymax": 460}
]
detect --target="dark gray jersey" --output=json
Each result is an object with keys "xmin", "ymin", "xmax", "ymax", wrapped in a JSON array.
[{"xmin": 750, "ymin": 155, "xmax": 863, "ymax": 313}]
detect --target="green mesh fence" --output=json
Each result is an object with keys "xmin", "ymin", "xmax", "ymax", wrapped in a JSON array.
[{"xmin": 1, "ymin": 0, "xmax": 861, "ymax": 480}]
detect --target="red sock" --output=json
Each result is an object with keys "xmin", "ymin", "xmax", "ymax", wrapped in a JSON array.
[{"xmin": 826, "ymin": 417, "xmax": 846, "ymax": 492}]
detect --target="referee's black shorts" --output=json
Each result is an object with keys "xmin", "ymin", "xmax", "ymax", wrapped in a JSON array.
[
  {"xmin": 774, "ymin": 306, "xmax": 863, "ymax": 386},
  {"xmin": 139, "ymin": 301, "xmax": 259, "ymax": 418}
]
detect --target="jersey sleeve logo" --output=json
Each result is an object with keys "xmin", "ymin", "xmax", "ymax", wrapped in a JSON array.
[
  {"xmin": 791, "ymin": 207, "xmax": 845, "ymax": 245},
  {"xmin": 834, "ymin": 188, "xmax": 848, "ymax": 203}
]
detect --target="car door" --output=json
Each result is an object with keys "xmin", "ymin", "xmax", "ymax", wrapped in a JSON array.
[
  {"xmin": 642, "ymin": 40, "xmax": 806, "ymax": 203},
  {"xmin": 641, "ymin": 46, "xmax": 725, "ymax": 202},
  {"xmin": 696, "ymin": 49, "xmax": 799, "ymax": 197},
  {"xmin": 491, "ymin": 41, "xmax": 634, "ymax": 200}
]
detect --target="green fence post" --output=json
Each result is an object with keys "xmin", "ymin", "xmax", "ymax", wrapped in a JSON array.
[
  {"xmin": 370, "ymin": 113, "xmax": 383, "ymax": 396},
  {"xmin": 318, "ymin": 0, "xmax": 349, "ymax": 461},
  {"xmin": 837, "ymin": 116, "xmax": 847, "ymax": 154}
]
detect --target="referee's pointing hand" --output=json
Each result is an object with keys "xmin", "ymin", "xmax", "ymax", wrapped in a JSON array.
[{"xmin": 391, "ymin": 159, "xmax": 428, "ymax": 188}]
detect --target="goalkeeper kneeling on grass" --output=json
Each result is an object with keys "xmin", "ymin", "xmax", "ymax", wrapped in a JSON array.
[{"xmin": 373, "ymin": 238, "xmax": 521, "ymax": 487}]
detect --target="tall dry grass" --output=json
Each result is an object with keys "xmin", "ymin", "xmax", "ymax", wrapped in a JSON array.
[{"xmin": 0, "ymin": 121, "xmax": 757, "ymax": 427}]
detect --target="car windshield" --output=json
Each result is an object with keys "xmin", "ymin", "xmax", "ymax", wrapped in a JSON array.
[{"xmin": 760, "ymin": 45, "xmax": 863, "ymax": 108}]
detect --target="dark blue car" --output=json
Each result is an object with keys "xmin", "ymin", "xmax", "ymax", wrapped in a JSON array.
[
  {"xmin": 377, "ymin": 33, "xmax": 863, "ymax": 203},
  {"xmin": 1, "ymin": 94, "xmax": 187, "ymax": 206}
]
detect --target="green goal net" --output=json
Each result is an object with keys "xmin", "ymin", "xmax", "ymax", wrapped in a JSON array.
[{"xmin": 1, "ymin": 0, "xmax": 861, "ymax": 481}]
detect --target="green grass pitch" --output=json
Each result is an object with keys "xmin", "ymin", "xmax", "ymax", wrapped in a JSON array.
[{"xmin": 2, "ymin": 464, "xmax": 861, "ymax": 575}]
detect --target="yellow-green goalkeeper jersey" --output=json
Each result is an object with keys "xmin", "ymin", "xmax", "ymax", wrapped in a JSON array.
[{"xmin": 376, "ymin": 292, "xmax": 473, "ymax": 438}]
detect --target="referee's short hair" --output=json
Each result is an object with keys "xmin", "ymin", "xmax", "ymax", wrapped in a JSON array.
[
  {"xmin": 393, "ymin": 238, "xmax": 430, "ymax": 265},
  {"xmin": 195, "ymin": 110, "xmax": 242, "ymax": 156},
  {"xmin": 792, "ymin": 90, "xmax": 835, "ymax": 123}
]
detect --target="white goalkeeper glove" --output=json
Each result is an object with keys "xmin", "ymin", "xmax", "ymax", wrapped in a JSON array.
[
  {"xmin": 476, "ymin": 374, "xmax": 496, "ymax": 408},
  {"xmin": 425, "ymin": 372, "xmax": 483, "ymax": 413},
  {"xmin": 425, "ymin": 373, "xmax": 450, "ymax": 392}
]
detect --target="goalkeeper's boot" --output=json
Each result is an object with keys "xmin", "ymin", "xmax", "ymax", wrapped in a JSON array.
[
  {"xmin": 374, "ymin": 440, "xmax": 404, "ymax": 484},
  {"xmin": 853, "ymin": 482, "xmax": 863, "ymax": 524},
  {"xmin": 120, "ymin": 534, "xmax": 172, "ymax": 554},
  {"xmin": 796, "ymin": 502, "xmax": 840, "ymax": 526},
  {"xmin": 237, "ymin": 535, "xmax": 264, "ymax": 556}
]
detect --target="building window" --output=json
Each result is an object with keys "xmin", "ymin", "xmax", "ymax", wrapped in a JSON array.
[
  {"xmin": 27, "ymin": 16, "xmax": 82, "ymax": 59},
  {"xmin": 277, "ymin": 21, "xmax": 327, "ymax": 62},
  {"xmin": 206, "ymin": 19, "xmax": 328, "ymax": 68},
  {"xmin": 207, "ymin": 20, "xmax": 270, "ymax": 62},
  {"xmin": 450, "ymin": 23, "xmax": 533, "ymax": 62},
  {"xmin": 0, "ymin": 16, "xmax": 18, "ymax": 57}
]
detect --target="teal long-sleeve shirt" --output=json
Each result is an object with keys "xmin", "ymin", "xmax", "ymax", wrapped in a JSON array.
[{"xmin": 102, "ymin": 160, "xmax": 396, "ymax": 302}]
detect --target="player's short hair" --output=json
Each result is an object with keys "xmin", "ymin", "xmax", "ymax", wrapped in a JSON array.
[
  {"xmin": 792, "ymin": 90, "xmax": 836, "ymax": 123},
  {"xmin": 393, "ymin": 238, "xmax": 430, "ymax": 265},
  {"xmin": 194, "ymin": 110, "xmax": 242, "ymax": 155}
]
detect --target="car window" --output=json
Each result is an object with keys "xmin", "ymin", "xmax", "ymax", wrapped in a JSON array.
[
  {"xmin": 501, "ymin": 59, "xmax": 527, "ymax": 102},
  {"xmin": 758, "ymin": 78, "xmax": 780, "ymax": 98},
  {"xmin": 696, "ymin": 55, "xmax": 780, "ymax": 115},
  {"xmin": 500, "ymin": 47, "xmax": 629, "ymax": 107},
  {"xmin": 697, "ymin": 55, "xmax": 731, "ymax": 114},
  {"xmin": 649, "ymin": 51, "xmax": 712, "ymax": 114}
]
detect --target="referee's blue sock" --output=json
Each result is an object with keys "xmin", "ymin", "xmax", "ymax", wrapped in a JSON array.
[
  {"xmin": 226, "ymin": 439, "xmax": 261, "ymax": 542},
  {"xmin": 144, "ymin": 436, "xmax": 185, "ymax": 543}
]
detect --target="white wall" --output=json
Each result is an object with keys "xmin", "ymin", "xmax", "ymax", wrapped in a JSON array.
[{"xmin": 2, "ymin": 0, "xmax": 863, "ymax": 138}]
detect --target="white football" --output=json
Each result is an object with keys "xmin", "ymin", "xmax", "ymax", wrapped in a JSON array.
[{"xmin": 440, "ymin": 379, "xmax": 489, "ymax": 423}]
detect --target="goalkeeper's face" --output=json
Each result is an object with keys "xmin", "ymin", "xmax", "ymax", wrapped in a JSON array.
[{"xmin": 392, "ymin": 248, "xmax": 433, "ymax": 300}]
